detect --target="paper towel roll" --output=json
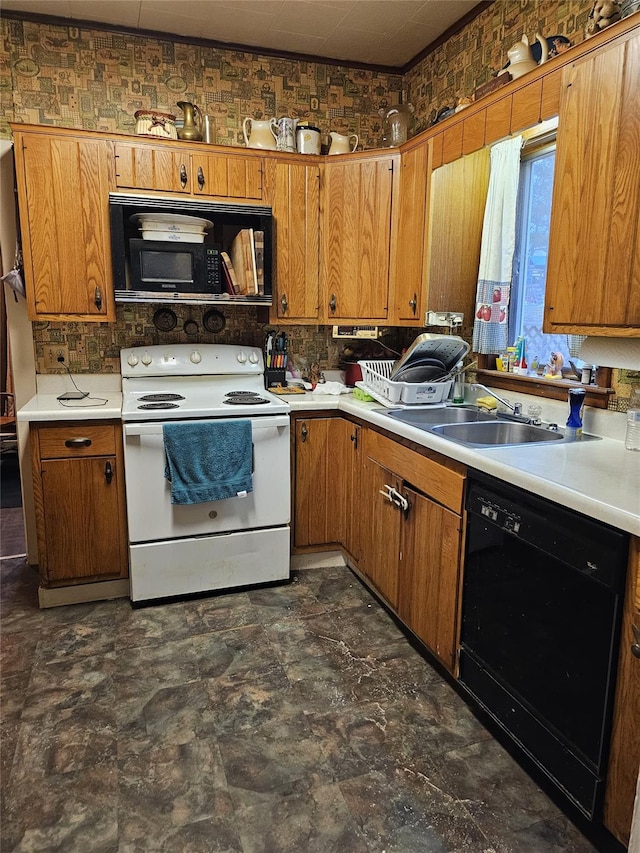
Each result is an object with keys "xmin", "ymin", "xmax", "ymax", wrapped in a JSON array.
[{"xmin": 578, "ymin": 337, "xmax": 640, "ymax": 369}]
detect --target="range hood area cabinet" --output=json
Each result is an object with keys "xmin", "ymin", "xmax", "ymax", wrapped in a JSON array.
[
  {"xmin": 544, "ymin": 28, "xmax": 640, "ymax": 337},
  {"xmin": 12, "ymin": 125, "xmax": 117, "ymax": 322},
  {"xmin": 114, "ymin": 139, "xmax": 264, "ymax": 204}
]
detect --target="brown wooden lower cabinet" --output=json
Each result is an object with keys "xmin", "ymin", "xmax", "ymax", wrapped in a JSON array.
[
  {"xmin": 358, "ymin": 426, "xmax": 466, "ymax": 674},
  {"xmin": 398, "ymin": 487, "xmax": 462, "ymax": 672},
  {"xmin": 30, "ymin": 421, "xmax": 128, "ymax": 586},
  {"xmin": 292, "ymin": 414, "xmax": 360, "ymax": 552}
]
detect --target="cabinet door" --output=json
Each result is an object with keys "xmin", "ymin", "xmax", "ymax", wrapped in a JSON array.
[
  {"xmin": 426, "ymin": 146, "xmax": 490, "ymax": 322},
  {"xmin": 264, "ymin": 158, "xmax": 320, "ymax": 321},
  {"xmin": 293, "ymin": 417, "xmax": 345, "ymax": 548},
  {"xmin": 114, "ymin": 141, "xmax": 191, "ymax": 193},
  {"xmin": 398, "ymin": 486, "xmax": 462, "ymax": 673},
  {"xmin": 321, "ymin": 156, "xmax": 394, "ymax": 321},
  {"xmin": 39, "ymin": 456, "xmax": 127, "ymax": 583},
  {"xmin": 544, "ymin": 33, "xmax": 640, "ymax": 335},
  {"xmin": 14, "ymin": 132, "xmax": 115, "ymax": 321},
  {"xmin": 341, "ymin": 421, "xmax": 361, "ymax": 565},
  {"xmin": 358, "ymin": 454, "xmax": 400, "ymax": 609},
  {"xmin": 389, "ymin": 142, "xmax": 429, "ymax": 324},
  {"xmin": 192, "ymin": 151, "xmax": 263, "ymax": 201}
]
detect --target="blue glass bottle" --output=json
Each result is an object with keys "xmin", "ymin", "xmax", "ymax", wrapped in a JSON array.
[{"xmin": 566, "ymin": 388, "xmax": 586, "ymax": 439}]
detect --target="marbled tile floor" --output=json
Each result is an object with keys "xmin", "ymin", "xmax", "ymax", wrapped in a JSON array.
[{"xmin": 0, "ymin": 552, "xmax": 599, "ymax": 852}]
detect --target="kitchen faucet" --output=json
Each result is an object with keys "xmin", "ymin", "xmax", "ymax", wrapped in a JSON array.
[{"xmin": 470, "ymin": 384, "xmax": 523, "ymax": 417}]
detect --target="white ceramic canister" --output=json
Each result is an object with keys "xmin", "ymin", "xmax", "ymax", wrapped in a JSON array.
[
  {"xmin": 296, "ymin": 125, "xmax": 321, "ymax": 154},
  {"xmin": 242, "ymin": 117, "xmax": 278, "ymax": 150},
  {"xmin": 134, "ymin": 110, "xmax": 178, "ymax": 139}
]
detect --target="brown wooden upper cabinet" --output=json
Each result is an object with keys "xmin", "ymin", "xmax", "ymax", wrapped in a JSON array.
[
  {"xmin": 388, "ymin": 139, "xmax": 430, "ymax": 324},
  {"xmin": 544, "ymin": 30, "xmax": 640, "ymax": 336},
  {"xmin": 12, "ymin": 125, "xmax": 116, "ymax": 322},
  {"xmin": 115, "ymin": 140, "xmax": 264, "ymax": 202},
  {"xmin": 263, "ymin": 157, "xmax": 320, "ymax": 322},
  {"xmin": 320, "ymin": 153, "xmax": 395, "ymax": 322}
]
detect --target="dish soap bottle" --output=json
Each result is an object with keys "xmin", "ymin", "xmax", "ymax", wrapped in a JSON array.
[{"xmin": 565, "ymin": 388, "xmax": 586, "ymax": 439}]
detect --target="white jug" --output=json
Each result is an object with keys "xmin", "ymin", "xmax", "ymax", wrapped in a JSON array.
[
  {"xmin": 276, "ymin": 117, "xmax": 298, "ymax": 152},
  {"xmin": 328, "ymin": 131, "xmax": 358, "ymax": 155},
  {"xmin": 243, "ymin": 117, "xmax": 277, "ymax": 150}
]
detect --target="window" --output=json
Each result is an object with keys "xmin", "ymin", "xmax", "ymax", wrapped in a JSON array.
[
  {"xmin": 475, "ymin": 123, "xmax": 613, "ymax": 406},
  {"xmin": 510, "ymin": 142, "xmax": 583, "ymax": 373}
]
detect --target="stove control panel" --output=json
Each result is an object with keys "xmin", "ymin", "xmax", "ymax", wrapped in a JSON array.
[{"xmin": 121, "ymin": 344, "xmax": 265, "ymax": 377}]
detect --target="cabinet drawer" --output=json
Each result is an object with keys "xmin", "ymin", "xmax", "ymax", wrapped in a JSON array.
[
  {"xmin": 36, "ymin": 424, "xmax": 118, "ymax": 459},
  {"xmin": 364, "ymin": 429, "xmax": 465, "ymax": 514}
]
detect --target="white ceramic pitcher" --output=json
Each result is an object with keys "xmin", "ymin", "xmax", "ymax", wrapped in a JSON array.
[
  {"xmin": 328, "ymin": 131, "xmax": 358, "ymax": 155},
  {"xmin": 276, "ymin": 117, "xmax": 298, "ymax": 152},
  {"xmin": 243, "ymin": 117, "xmax": 277, "ymax": 150}
]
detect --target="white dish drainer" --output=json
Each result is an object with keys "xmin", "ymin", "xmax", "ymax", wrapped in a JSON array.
[{"xmin": 356, "ymin": 360, "xmax": 452, "ymax": 408}]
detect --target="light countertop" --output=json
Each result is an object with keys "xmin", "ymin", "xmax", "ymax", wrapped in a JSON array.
[
  {"xmin": 17, "ymin": 392, "xmax": 123, "ymax": 421},
  {"xmin": 289, "ymin": 392, "xmax": 640, "ymax": 536},
  {"xmin": 18, "ymin": 385, "xmax": 639, "ymax": 536}
]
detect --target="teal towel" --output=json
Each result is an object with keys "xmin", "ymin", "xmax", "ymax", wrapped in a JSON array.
[{"xmin": 163, "ymin": 420, "xmax": 253, "ymax": 505}]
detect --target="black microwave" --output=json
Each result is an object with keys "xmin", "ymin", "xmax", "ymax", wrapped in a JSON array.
[{"xmin": 127, "ymin": 238, "xmax": 222, "ymax": 298}]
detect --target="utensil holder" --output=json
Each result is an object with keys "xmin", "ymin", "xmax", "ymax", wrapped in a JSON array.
[{"xmin": 265, "ymin": 369, "xmax": 286, "ymax": 389}]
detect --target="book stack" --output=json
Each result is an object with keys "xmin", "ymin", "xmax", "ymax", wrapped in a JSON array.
[{"xmin": 221, "ymin": 228, "xmax": 264, "ymax": 296}]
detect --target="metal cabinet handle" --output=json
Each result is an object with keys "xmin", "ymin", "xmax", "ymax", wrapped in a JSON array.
[
  {"xmin": 329, "ymin": 293, "xmax": 337, "ymax": 314},
  {"xmin": 409, "ymin": 293, "xmax": 417, "ymax": 315},
  {"xmin": 350, "ymin": 427, "xmax": 358, "ymax": 450},
  {"xmin": 94, "ymin": 286, "xmax": 103, "ymax": 311},
  {"xmin": 281, "ymin": 293, "xmax": 289, "ymax": 314},
  {"xmin": 180, "ymin": 163, "xmax": 188, "ymax": 188},
  {"xmin": 197, "ymin": 166, "xmax": 205, "ymax": 190},
  {"xmin": 65, "ymin": 437, "xmax": 92, "ymax": 448},
  {"xmin": 104, "ymin": 461, "xmax": 113, "ymax": 484},
  {"xmin": 301, "ymin": 423, "xmax": 308, "ymax": 442},
  {"xmin": 632, "ymin": 624, "xmax": 640, "ymax": 659}
]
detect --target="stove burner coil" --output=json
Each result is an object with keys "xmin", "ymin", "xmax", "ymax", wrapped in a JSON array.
[
  {"xmin": 138, "ymin": 402, "xmax": 181, "ymax": 410},
  {"xmin": 225, "ymin": 391, "xmax": 259, "ymax": 397},
  {"xmin": 138, "ymin": 393, "xmax": 185, "ymax": 402},
  {"xmin": 223, "ymin": 396, "xmax": 269, "ymax": 405}
]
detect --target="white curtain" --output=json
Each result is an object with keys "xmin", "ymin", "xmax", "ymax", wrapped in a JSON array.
[{"xmin": 472, "ymin": 135, "xmax": 523, "ymax": 354}]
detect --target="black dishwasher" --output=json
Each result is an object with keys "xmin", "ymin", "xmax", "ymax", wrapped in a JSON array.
[{"xmin": 459, "ymin": 471, "xmax": 628, "ymax": 821}]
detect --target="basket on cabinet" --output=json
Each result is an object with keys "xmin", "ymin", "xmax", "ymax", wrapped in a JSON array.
[{"xmin": 356, "ymin": 360, "xmax": 453, "ymax": 407}]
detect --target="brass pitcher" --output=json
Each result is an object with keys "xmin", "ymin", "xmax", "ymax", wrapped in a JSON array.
[{"xmin": 176, "ymin": 102, "xmax": 203, "ymax": 141}]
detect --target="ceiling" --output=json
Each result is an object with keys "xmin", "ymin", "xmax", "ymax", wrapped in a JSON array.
[{"xmin": 2, "ymin": 0, "xmax": 486, "ymax": 69}]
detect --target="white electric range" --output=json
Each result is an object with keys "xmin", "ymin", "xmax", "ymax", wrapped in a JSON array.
[{"xmin": 120, "ymin": 344, "xmax": 290, "ymax": 603}]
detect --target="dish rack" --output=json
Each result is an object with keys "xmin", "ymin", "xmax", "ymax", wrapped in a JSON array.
[{"xmin": 356, "ymin": 360, "xmax": 453, "ymax": 407}]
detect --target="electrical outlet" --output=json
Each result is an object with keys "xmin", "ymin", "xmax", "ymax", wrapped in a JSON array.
[{"xmin": 43, "ymin": 345, "xmax": 69, "ymax": 369}]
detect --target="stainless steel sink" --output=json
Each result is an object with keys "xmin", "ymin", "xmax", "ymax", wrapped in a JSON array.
[
  {"xmin": 379, "ymin": 406, "xmax": 601, "ymax": 448},
  {"xmin": 382, "ymin": 406, "xmax": 496, "ymax": 428},
  {"xmin": 431, "ymin": 421, "xmax": 567, "ymax": 447}
]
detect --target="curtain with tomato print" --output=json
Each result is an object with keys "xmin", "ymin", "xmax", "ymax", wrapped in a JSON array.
[{"xmin": 472, "ymin": 135, "xmax": 523, "ymax": 354}]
